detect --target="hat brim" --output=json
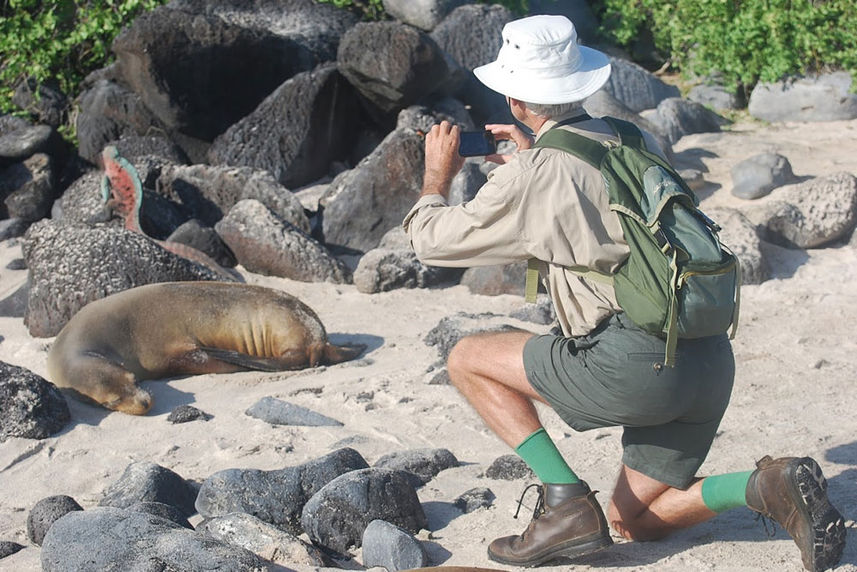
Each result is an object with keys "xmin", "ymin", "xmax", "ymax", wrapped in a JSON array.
[{"xmin": 473, "ymin": 46, "xmax": 611, "ymax": 105}]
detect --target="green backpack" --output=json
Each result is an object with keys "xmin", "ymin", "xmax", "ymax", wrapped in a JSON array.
[{"xmin": 530, "ymin": 116, "xmax": 740, "ymax": 366}]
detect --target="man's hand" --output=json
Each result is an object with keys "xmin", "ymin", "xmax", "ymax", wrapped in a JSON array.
[
  {"xmin": 421, "ymin": 121, "xmax": 466, "ymax": 198},
  {"xmin": 484, "ymin": 123, "xmax": 533, "ymax": 164}
]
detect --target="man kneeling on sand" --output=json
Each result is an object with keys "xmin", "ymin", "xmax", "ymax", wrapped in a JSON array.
[{"xmin": 404, "ymin": 14, "xmax": 846, "ymax": 572}]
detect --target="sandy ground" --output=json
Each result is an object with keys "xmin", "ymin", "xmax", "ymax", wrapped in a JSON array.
[{"xmin": 0, "ymin": 115, "xmax": 855, "ymax": 571}]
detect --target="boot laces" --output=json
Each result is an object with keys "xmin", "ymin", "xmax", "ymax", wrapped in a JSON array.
[{"xmin": 513, "ymin": 483, "xmax": 545, "ymax": 521}]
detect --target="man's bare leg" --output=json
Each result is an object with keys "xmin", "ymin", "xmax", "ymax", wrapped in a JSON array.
[
  {"xmin": 445, "ymin": 330, "xmax": 545, "ymax": 447},
  {"xmin": 608, "ymin": 464, "xmax": 717, "ymax": 541}
]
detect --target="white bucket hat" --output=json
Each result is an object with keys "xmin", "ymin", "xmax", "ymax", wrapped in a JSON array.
[{"xmin": 473, "ymin": 15, "xmax": 611, "ymax": 105}]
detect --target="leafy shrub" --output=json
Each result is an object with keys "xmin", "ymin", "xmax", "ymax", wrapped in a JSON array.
[
  {"xmin": 594, "ymin": 0, "xmax": 857, "ymax": 93},
  {"xmin": 0, "ymin": 0, "xmax": 168, "ymax": 115}
]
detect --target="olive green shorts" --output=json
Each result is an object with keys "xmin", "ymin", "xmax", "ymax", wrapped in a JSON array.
[{"xmin": 523, "ymin": 313, "xmax": 735, "ymax": 489}]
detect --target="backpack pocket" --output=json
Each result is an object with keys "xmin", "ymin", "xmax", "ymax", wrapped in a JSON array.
[{"xmin": 676, "ymin": 256, "xmax": 740, "ymax": 338}]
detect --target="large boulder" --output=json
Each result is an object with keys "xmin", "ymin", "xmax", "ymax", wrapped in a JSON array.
[
  {"xmin": 320, "ymin": 128, "xmax": 424, "ymax": 252},
  {"xmin": 208, "ymin": 63, "xmax": 367, "ymax": 189},
  {"xmin": 157, "ymin": 163, "xmax": 310, "ymax": 232},
  {"xmin": 746, "ymin": 172, "xmax": 857, "ymax": 249},
  {"xmin": 1, "ymin": 153, "xmax": 56, "ymax": 222},
  {"xmin": 382, "ymin": 0, "xmax": 466, "ymax": 31},
  {"xmin": 705, "ymin": 206, "xmax": 769, "ymax": 285},
  {"xmin": 22, "ymin": 220, "xmax": 224, "ymax": 337},
  {"xmin": 75, "ymin": 78, "xmax": 170, "ymax": 164},
  {"xmin": 602, "ymin": 57, "xmax": 680, "ymax": 113},
  {"xmin": 300, "ymin": 468, "xmax": 428, "ymax": 554},
  {"xmin": 338, "ymin": 21, "xmax": 451, "ymax": 117},
  {"xmin": 98, "ymin": 461, "xmax": 198, "ymax": 518},
  {"xmin": 640, "ymin": 97, "xmax": 729, "ymax": 144},
  {"xmin": 430, "ymin": 4, "xmax": 515, "ymax": 124},
  {"xmin": 195, "ymin": 447, "xmax": 369, "ymax": 535},
  {"xmin": 168, "ymin": 0, "xmax": 358, "ymax": 61},
  {"xmin": 112, "ymin": 6, "xmax": 320, "ymax": 140},
  {"xmin": 215, "ymin": 199, "xmax": 351, "ymax": 283},
  {"xmin": 0, "ymin": 361, "xmax": 70, "ymax": 441},
  {"xmin": 748, "ymin": 72, "xmax": 857, "ymax": 123},
  {"xmin": 40, "ymin": 507, "xmax": 271, "ymax": 572}
]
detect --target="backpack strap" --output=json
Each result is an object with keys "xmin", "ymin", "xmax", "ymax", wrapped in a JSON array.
[{"xmin": 602, "ymin": 116, "xmax": 646, "ymax": 150}]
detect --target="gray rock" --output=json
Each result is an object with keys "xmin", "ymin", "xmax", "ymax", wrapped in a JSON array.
[
  {"xmin": 208, "ymin": 63, "xmax": 366, "ymax": 189},
  {"xmin": 198, "ymin": 512, "xmax": 326, "ymax": 567},
  {"xmin": 0, "ymin": 540, "xmax": 24, "ymax": 559},
  {"xmin": 195, "ymin": 447, "xmax": 369, "ymax": 534},
  {"xmin": 362, "ymin": 519, "xmax": 428, "ymax": 570},
  {"xmin": 245, "ymin": 396, "xmax": 343, "ymax": 427},
  {"xmin": 528, "ymin": 0, "xmax": 601, "ymax": 44},
  {"xmin": 454, "ymin": 486, "xmax": 495, "ymax": 513},
  {"xmin": 0, "ymin": 361, "xmax": 70, "ymax": 441},
  {"xmin": 641, "ymin": 97, "xmax": 729, "ymax": 144},
  {"xmin": 485, "ymin": 454, "xmax": 534, "ymax": 480},
  {"xmin": 166, "ymin": 219, "xmax": 237, "ymax": 268},
  {"xmin": 107, "ymin": 135, "xmax": 189, "ymax": 165},
  {"xmin": 321, "ymin": 128, "xmax": 424, "ymax": 252},
  {"xmin": 688, "ymin": 82, "xmax": 743, "ymax": 111},
  {"xmin": 602, "ymin": 57, "xmax": 680, "ymax": 113},
  {"xmin": 1, "ymin": 153, "xmax": 56, "ymax": 221},
  {"xmin": 0, "ymin": 217, "xmax": 30, "ymax": 240},
  {"xmin": 21, "ymin": 220, "xmax": 225, "ymax": 337},
  {"xmin": 12, "ymin": 78, "xmax": 69, "ymax": 128},
  {"xmin": 730, "ymin": 152, "xmax": 797, "ymax": 200},
  {"xmin": 430, "ymin": 4, "xmax": 514, "ymax": 124},
  {"xmin": 0, "ymin": 282, "xmax": 28, "ymax": 318},
  {"xmin": 353, "ymin": 247, "xmax": 461, "ymax": 294},
  {"xmin": 704, "ymin": 207, "xmax": 768, "ymax": 286},
  {"xmin": 424, "ymin": 312, "xmax": 521, "ymax": 361},
  {"xmin": 98, "ymin": 461, "xmax": 198, "ymax": 518},
  {"xmin": 583, "ymin": 89, "xmax": 674, "ymax": 160},
  {"xmin": 167, "ymin": 404, "xmax": 211, "ymax": 424},
  {"xmin": 374, "ymin": 448, "xmax": 459, "ymax": 486},
  {"xmin": 300, "ymin": 467, "xmax": 428, "ymax": 554},
  {"xmin": 75, "ymin": 79, "xmax": 169, "ymax": 164},
  {"xmin": 338, "ymin": 21, "xmax": 450, "ymax": 115},
  {"xmin": 678, "ymin": 169, "xmax": 705, "ymax": 191},
  {"xmin": 382, "ymin": 0, "xmax": 466, "ymax": 31},
  {"xmin": 746, "ymin": 172, "xmax": 857, "ymax": 249},
  {"xmin": 0, "ymin": 120, "xmax": 61, "ymax": 161},
  {"xmin": 449, "ymin": 161, "xmax": 487, "ymax": 205},
  {"xmin": 158, "ymin": 163, "xmax": 310, "ymax": 233},
  {"xmin": 40, "ymin": 507, "xmax": 272, "ymax": 572},
  {"xmin": 169, "ymin": 0, "xmax": 358, "ymax": 61},
  {"xmin": 215, "ymin": 199, "xmax": 350, "ymax": 283},
  {"xmin": 460, "ymin": 260, "xmax": 528, "ymax": 296},
  {"xmin": 396, "ymin": 99, "xmax": 476, "ymax": 134},
  {"xmin": 113, "ymin": 6, "xmax": 319, "ymax": 141},
  {"xmin": 748, "ymin": 72, "xmax": 857, "ymax": 123},
  {"xmin": 509, "ymin": 294, "xmax": 556, "ymax": 326},
  {"xmin": 127, "ymin": 501, "xmax": 193, "ymax": 529},
  {"xmin": 27, "ymin": 496, "xmax": 83, "ymax": 546}
]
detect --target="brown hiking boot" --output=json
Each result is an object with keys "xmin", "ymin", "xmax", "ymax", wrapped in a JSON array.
[
  {"xmin": 745, "ymin": 456, "xmax": 846, "ymax": 572},
  {"xmin": 488, "ymin": 481, "xmax": 613, "ymax": 567}
]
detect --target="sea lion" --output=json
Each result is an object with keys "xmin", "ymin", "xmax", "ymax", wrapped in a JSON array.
[{"xmin": 46, "ymin": 281, "xmax": 366, "ymax": 415}]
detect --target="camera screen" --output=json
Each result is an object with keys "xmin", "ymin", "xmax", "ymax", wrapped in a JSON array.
[{"xmin": 458, "ymin": 131, "xmax": 497, "ymax": 157}]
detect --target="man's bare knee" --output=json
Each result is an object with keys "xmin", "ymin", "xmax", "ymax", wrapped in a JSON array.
[{"xmin": 447, "ymin": 335, "xmax": 479, "ymax": 384}]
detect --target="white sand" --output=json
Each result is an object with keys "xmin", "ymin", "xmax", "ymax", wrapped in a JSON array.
[{"xmin": 0, "ymin": 116, "xmax": 855, "ymax": 571}]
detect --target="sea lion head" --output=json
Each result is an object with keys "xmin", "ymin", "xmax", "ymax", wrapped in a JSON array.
[{"xmin": 102, "ymin": 385, "xmax": 153, "ymax": 416}]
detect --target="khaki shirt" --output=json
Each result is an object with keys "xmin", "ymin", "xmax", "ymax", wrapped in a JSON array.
[{"xmin": 403, "ymin": 114, "xmax": 663, "ymax": 336}]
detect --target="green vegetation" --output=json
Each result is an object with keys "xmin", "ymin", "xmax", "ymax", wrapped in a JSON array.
[
  {"xmin": 595, "ymin": 0, "xmax": 857, "ymax": 94},
  {"xmin": 0, "ymin": 0, "xmax": 168, "ymax": 115}
]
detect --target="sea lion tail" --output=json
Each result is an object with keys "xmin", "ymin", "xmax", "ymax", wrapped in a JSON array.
[{"xmin": 323, "ymin": 342, "xmax": 366, "ymax": 365}]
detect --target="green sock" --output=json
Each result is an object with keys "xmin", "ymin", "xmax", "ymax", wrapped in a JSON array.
[
  {"xmin": 701, "ymin": 471, "xmax": 754, "ymax": 513},
  {"xmin": 515, "ymin": 428, "xmax": 580, "ymax": 484}
]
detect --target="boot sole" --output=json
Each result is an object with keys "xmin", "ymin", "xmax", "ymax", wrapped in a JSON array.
[
  {"xmin": 487, "ymin": 534, "xmax": 613, "ymax": 567},
  {"xmin": 789, "ymin": 457, "xmax": 846, "ymax": 572}
]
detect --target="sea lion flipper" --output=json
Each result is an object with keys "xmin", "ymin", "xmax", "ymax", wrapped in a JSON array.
[
  {"xmin": 197, "ymin": 347, "xmax": 291, "ymax": 372},
  {"xmin": 323, "ymin": 343, "xmax": 367, "ymax": 365}
]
